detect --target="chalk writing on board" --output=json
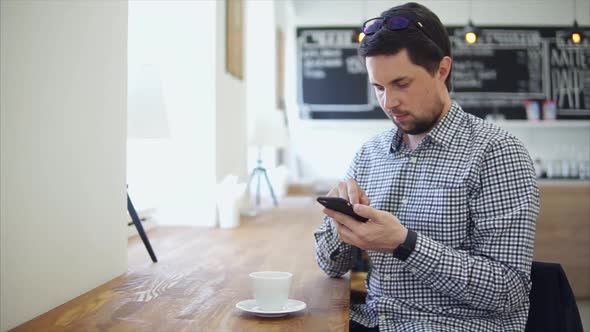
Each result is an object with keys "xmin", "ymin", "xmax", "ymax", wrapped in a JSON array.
[
  {"xmin": 450, "ymin": 29, "xmax": 546, "ymax": 108},
  {"xmin": 297, "ymin": 26, "xmax": 589, "ymax": 120},
  {"xmin": 297, "ymin": 28, "xmax": 372, "ymax": 112},
  {"xmin": 549, "ymin": 31, "xmax": 590, "ymax": 115}
]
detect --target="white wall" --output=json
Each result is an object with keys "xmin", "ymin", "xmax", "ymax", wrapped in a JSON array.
[
  {"xmin": 216, "ymin": 0, "xmax": 248, "ymax": 183},
  {"xmin": 292, "ymin": 0, "xmax": 590, "ymax": 26},
  {"xmin": 127, "ymin": 1, "xmax": 218, "ymax": 227},
  {"xmin": 246, "ymin": 0, "xmax": 278, "ymax": 143},
  {"xmin": 283, "ymin": 0, "xmax": 590, "ymax": 185},
  {"xmin": 241, "ymin": 0, "xmax": 296, "ymax": 205},
  {"xmin": 0, "ymin": 1, "xmax": 128, "ymax": 330}
]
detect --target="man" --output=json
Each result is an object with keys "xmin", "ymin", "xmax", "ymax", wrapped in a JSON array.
[{"xmin": 314, "ymin": 2, "xmax": 539, "ymax": 332}]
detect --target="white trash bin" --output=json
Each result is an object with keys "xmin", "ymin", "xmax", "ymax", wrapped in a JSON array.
[{"xmin": 216, "ymin": 175, "xmax": 246, "ymax": 229}]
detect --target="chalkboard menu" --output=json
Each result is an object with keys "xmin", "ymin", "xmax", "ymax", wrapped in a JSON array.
[
  {"xmin": 297, "ymin": 26, "xmax": 589, "ymax": 120},
  {"xmin": 297, "ymin": 28, "xmax": 382, "ymax": 119}
]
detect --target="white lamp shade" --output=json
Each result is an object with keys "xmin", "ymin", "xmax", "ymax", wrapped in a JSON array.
[
  {"xmin": 250, "ymin": 110, "xmax": 289, "ymax": 148},
  {"xmin": 128, "ymin": 64, "xmax": 170, "ymax": 139}
]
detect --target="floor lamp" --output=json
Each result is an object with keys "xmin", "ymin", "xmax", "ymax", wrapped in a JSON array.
[
  {"xmin": 127, "ymin": 64, "xmax": 170, "ymax": 261},
  {"xmin": 247, "ymin": 111, "xmax": 289, "ymax": 208},
  {"xmin": 248, "ymin": 145, "xmax": 279, "ymax": 207}
]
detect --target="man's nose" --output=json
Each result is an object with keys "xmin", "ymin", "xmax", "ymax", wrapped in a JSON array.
[{"xmin": 384, "ymin": 89, "xmax": 401, "ymax": 110}]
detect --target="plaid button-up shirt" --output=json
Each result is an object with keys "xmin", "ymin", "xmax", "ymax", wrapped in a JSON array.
[{"xmin": 314, "ymin": 102, "xmax": 539, "ymax": 332}]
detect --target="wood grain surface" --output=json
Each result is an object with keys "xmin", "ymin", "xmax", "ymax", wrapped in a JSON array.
[
  {"xmin": 533, "ymin": 181, "xmax": 590, "ymax": 299},
  {"xmin": 12, "ymin": 197, "xmax": 350, "ymax": 332}
]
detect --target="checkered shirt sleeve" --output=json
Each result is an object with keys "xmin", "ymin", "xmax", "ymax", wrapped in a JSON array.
[{"xmin": 314, "ymin": 152, "xmax": 360, "ymax": 277}]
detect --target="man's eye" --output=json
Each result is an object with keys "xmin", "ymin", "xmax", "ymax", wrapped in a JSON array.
[
  {"xmin": 397, "ymin": 82, "xmax": 409, "ymax": 88},
  {"xmin": 374, "ymin": 86, "xmax": 384, "ymax": 91}
]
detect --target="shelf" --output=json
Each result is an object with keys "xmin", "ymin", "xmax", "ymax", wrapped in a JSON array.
[
  {"xmin": 487, "ymin": 120, "xmax": 590, "ymax": 129},
  {"xmin": 297, "ymin": 119, "xmax": 590, "ymax": 131},
  {"xmin": 538, "ymin": 179, "xmax": 590, "ymax": 186}
]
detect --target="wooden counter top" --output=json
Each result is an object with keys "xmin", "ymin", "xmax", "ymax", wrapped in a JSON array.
[{"xmin": 12, "ymin": 197, "xmax": 350, "ymax": 331}]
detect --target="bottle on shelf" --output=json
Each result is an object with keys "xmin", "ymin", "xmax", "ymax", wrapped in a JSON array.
[{"xmin": 542, "ymin": 99, "xmax": 557, "ymax": 121}]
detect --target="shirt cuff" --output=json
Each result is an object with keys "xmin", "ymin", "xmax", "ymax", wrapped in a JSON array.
[
  {"xmin": 402, "ymin": 233, "xmax": 443, "ymax": 279},
  {"xmin": 330, "ymin": 242, "xmax": 354, "ymax": 260},
  {"xmin": 316, "ymin": 216, "xmax": 353, "ymax": 261}
]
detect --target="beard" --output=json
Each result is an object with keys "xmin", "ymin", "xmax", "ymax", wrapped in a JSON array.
[
  {"xmin": 392, "ymin": 117, "xmax": 437, "ymax": 135},
  {"xmin": 391, "ymin": 98, "xmax": 445, "ymax": 135}
]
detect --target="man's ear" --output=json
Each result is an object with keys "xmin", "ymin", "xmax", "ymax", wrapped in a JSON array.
[{"xmin": 437, "ymin": 56, "xmax": 452, "ymax": 83}]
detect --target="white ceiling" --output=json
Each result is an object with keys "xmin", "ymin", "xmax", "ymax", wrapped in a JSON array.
[{"xmin": 289, "ymin": 0, "xmax": 590, "ymax": 27}]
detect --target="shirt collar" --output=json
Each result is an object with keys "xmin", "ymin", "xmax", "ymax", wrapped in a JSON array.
[
  {"xmin": 389, "ymin": 101, "xmax": 464, "ymax": 153},
  {"xmin": 427, "ymin": 101, "xmax": 463, "ymax": 149},
  {"xmin": 389, "ymin": 126, "xmax": 404, "ymax": 153}
]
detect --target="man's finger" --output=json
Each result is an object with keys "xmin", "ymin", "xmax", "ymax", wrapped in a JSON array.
[
  {"xmin": 359, "ymin": 191, "xmax": 370, "ymax": 205},
  {"xmin": 337, "ymin": 183, "xmax": 350, "ymax": 201},
  {"xmin": 333, "ymin": 218, "xmax": 358, "ymax": 245},
  {"xmin": 347, "ymin": 179, "xmax": 360, "ymax": 204},
  {"xmin": 324, "ymin": 207, "xmax": 362, "ymax": 232},
  {"xmin": 353, "ymin": 204, "xmax": 381, "ymax": 220}
]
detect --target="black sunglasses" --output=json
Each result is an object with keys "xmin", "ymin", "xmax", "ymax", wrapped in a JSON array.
[{"xmin": 362, "ymin": 14, "xmax": 435, "ymax": 43}]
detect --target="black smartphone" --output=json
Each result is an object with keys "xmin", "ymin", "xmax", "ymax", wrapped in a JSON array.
[{"xmin": 316, "ymin": 196, "xmax": 368, "ymax": 222}]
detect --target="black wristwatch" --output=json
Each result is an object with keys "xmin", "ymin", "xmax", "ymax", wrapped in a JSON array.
[{"xmin": 392, "ymin": 229, "xmax": 417, "ymax": 261}]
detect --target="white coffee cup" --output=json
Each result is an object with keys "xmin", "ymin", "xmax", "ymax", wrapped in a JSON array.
[{"xmin": 249, "ymin": 271, "xmax": 292, "ymax": 311}]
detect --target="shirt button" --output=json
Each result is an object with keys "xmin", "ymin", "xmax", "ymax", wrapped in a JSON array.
[
  {"xmin": 401, "ymin": 199, "xmax": 408, "ymax": 205},
  {"xmin": 410, "ymin": 156, "xmax": 417, "ymax": 164},
  {"xmin": 383, "ymin": 275, "xmax": 391, "ymax": 281},
  {"xmin": 379, "ymin": 315, "xmax": 387, "ymax": 321},
  {"xmin": 409, "ymin": 267, "xmax": 417, "ymax": 274}
]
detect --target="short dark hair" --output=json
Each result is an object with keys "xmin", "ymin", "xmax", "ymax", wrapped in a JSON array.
[{"xmin": 359, "ymin": 2, "xmax": 452, "ymax": 91}]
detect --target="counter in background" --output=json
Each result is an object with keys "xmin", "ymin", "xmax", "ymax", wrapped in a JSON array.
[{"xmin": 534, "ymin": 180, "xmax": 590, "ymax": 299}]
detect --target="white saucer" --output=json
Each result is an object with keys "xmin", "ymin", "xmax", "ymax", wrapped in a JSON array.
[{"xmin": 235, "ymin": 299, "xmax": 306, "ymax": 317}]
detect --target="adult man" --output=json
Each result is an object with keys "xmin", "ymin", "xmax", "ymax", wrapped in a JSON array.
[{"xmin": 314, "ymin": 2, "xmax": 539, "ymax": 332}]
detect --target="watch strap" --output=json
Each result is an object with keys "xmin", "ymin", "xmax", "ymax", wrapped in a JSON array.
[{"xmin": 392, "ymin": 229, "xmax": 417, "ymax": 261}]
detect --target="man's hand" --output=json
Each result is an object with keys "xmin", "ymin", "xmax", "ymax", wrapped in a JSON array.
[
  {"xmin": 323, "ymin": 180, "xmax": 408, "ymax": 252},
  {"xmin": 325, "ymin": 179, "xmax": 370, "ymax": 205}
]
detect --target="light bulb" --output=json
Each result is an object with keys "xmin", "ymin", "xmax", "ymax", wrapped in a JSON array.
[
  {"xmin": 571, "ymin": 31, "xmax": 582, "ymax": 44},
  {"xmin": 570, "ymin": 20, "xmax": 583, "ymax": 44},
  {"xmin": 465, "ymin": 31, "xmax": 478, "ymax": 44}
]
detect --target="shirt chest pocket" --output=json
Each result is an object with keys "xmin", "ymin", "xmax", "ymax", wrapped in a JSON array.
[{"xmin": 401, "ymin": 186, "xmax": 470, "ymax": 248}]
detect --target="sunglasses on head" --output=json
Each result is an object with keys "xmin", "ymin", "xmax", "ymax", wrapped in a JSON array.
[{"xmin": 362, "ymin": 14, "xmax": 435, "ymax": 43}]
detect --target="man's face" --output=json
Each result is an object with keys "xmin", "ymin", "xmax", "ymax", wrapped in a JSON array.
[{"xmin": 366, "ymin": 50, "xmax": 446, "ymax": 135}]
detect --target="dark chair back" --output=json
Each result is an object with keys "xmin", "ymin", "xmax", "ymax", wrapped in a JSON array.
[{"xmin": 525, "ymin": 261, "xmax": 583, "ymax": 332}]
